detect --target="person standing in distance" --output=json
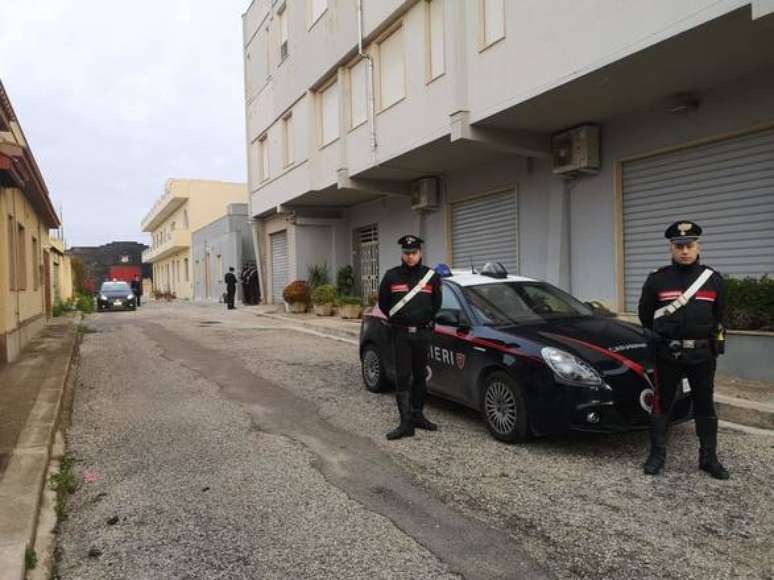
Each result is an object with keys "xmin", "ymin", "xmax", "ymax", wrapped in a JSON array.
[
  {"xmin": 225, "ymin": 267, "xmax": 238, "ymax": 310},
  {"xmin": 378, "ymin": 235, "xmax": 442, "ymax": 440},
  {"xmin": 638, "ymin": 220, "xmax": 729, "ymax": 479},
  {"xmin": 130, "ymin": 275, "xmax": 142, "ymax": 307}
]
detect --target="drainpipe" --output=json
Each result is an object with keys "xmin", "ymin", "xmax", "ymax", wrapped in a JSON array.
[{"xmin": 357, "ymin": 0, "xmax": 377, "ymax": 151}]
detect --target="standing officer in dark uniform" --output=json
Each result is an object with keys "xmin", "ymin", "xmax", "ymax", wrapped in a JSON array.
[
  {"xmin": 378, "ymin": 235, "xmax": 442, "ymax": 440},
  {"xmin": 638, "ymin": 220, "xmax": 729, "ymax": 479},
  {"xmin": 240, "ymin": 265, "xmax": 251, "ymax": 305},
  {"xmin": 225, "ymin": 267, "xmax": 238, "ymax": 310},
  {"xmin": 130, "ymin": 275, "xmax": 142, "ymax": 307}
]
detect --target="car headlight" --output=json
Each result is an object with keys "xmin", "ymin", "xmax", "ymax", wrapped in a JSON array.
[
  {"xmin": 100, "ymin": 294, "xmax": 107, "ymax": 301},
  {"xmin": 127, "ymin": 293, "xmax": 134, "ymax": 299},
  {"xmin": 541, "ymin": 347, "xmax": 603, "ymax": 388}
]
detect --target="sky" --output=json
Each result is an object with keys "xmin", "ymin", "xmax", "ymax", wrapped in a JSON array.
[{"xmin": 0, "ymin": 0, "xmax": 249, "ymax": 247}]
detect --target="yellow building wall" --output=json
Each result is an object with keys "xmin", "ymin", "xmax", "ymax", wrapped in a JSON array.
[
  {"xmin": 151, "ymin": 249, "xmax": 193, "ymax": 299},
  {"xmin": 0, "ymin": 186, "xmax": 52, "ymax": 362}
]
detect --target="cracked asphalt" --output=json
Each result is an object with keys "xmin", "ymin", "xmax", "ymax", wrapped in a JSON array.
[{"xmin": 56, "ymin": 301, "xmax": 774, "ymax": 579}]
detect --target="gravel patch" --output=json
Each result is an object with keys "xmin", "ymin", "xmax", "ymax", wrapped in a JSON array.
[
  {"xmin": 164, "ymin": 305, "xmax": 774, "ymax": 580},
  {"xmin": 58, "ymin": 312, "xmax": 458, "ymax": 580}
]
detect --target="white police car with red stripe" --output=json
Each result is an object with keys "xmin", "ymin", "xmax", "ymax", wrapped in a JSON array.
[{"xmin": 359, "ymin": 262, "xmax": 692, "ymax": 442}]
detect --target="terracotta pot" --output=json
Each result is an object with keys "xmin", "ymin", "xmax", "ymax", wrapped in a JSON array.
[
  {"xmin": 286, "ymin": 301, "xmax": 308, "ymax": 314},
  {"xmin": 313, "ymin": 303, "xmax": 334, "ymax": 316},
  {"xmin": 339, "ymin": 304, "xmax": 363, "ymax": 319}
]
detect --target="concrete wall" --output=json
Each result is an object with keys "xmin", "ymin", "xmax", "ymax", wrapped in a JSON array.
[{"xmin": 0, "ymin": 186, "xmax": 51, "ymax": 365}]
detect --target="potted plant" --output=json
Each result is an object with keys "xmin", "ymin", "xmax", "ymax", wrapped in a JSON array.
[
  {"xmin": 338, "ymin": 295, "xmax": 364, "ymax": 319},
  {"xmin": 311, "ymin": 284, "xmax": 337, "ymax": 316},
  {"xmin": 282, "ymin": 280, "xmax": 311, "ymax": 313},
  {"xmin": 307, "ymin": 263, "xmax": 331, "ymax": 290},
  {"xmin": 336, "ymin": 265, "xmax": 355, "ymax": 297}
]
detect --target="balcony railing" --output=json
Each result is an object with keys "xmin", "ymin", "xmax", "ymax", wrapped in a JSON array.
[
  {"xmin": 141, "ymin": 230, "xmax": 190, "ymax": 263},
  {"xmin": 141, "ymin": 188, "xmax": 188, "ymax": 232}
]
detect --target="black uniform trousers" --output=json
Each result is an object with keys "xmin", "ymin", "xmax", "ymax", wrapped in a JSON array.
[
  {"xmin": 655, "ymin": 355, "xmax": 717, "ymax": 419},
  {"xmin": 392, "ymin": 326, "xmax": 430, "ymax": 398},
  {"xmin": 226, "ymin": 286, "xmax": 236, "ymax": 309}
]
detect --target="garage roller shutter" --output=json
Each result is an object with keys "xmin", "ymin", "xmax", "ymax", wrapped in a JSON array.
[
  {"xmin": 623, "ymin": 128, "xmax": 774, "ymax": 311},
  {"xmin": 452, "ymin": 190, "xmax": 518, "ymax": 273},
  {"xmin": 270, "ymin": 231, "xmax": 289, "ymax": 303}
]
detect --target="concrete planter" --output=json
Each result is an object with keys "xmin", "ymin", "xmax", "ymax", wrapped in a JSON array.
[
  {"xmin": 286, "ymin": 301, "xmax": 308, "ymax": 314},
  {"xmin": 313, "ymin": 303, "xmax": 334, "ymax": 317},
  {"xmin": 339, "ymin": 304, "xmax": 363, "ymax": 319},
  {"xmin": 718, "ymin": 330, "xmax": 774, "ymax": 381}
]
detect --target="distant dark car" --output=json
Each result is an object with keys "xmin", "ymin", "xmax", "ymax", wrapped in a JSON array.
[
  {"xmin": 359, "ymin": 266, "xmax": 692, "ymax": 442},
  {"xmin": 97, "ymin": 281, "xmax": 137, "ymax": 312}
]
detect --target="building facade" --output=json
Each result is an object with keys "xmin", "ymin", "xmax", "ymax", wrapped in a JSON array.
[
  {"xmin": 192, "ymin": 203, "xmax": 256, "ymax": 302},
  {"xmin": 0, "ymin": 80, "xmax": 61, "ymax": 366},
  {"xmin": 243, "ymin": 0, "xmax": 774, "ymax": 307},
  {"xmin": 48, "ymin": 236, "xmax": 74, "ymax": 305},
  {"xmin": 141, "ymin": 179, "xmax": 248, "ymax": 300}
]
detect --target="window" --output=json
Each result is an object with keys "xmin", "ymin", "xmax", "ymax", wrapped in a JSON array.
[
  {"xmin": 279, "ymin": 5, "xmax": 289, "ymax": 61},
  {"xmin": 217, "ymin": 255, "xmax": 223, "ymax": 280},
  {"xmin": 427, "ymin": 0, "xmax": 445, "ymax": 80},
  {"xmin": 16, "ymin": 223, "xmax": 27, "ymax": 290},
  {"xmin": 184, "ymin": 258, "xmax": 190, "ymax": 282},
  {"xmin": 178, "ymin": 260, "xmax": 182, "ymax": 282},
  {"xmin": 379, "ymin": 26, "xmax": 405, "ymax": 110},
  {"xmin": 7, "ymin": 216, "xmax": 15, "ymax": 290},
  {"xmin": 349, "ymin": 59, "xmax": 367, "ymax": 129},
  {"xmin": 32, "ymin": 237, "xmax": 39, "ymax": 290},
  {"xmin": 309, "ymin": 0, "xmax": 326, "ymax": 28},
  {"xmin": 170, "ymin": 221, "xmax": 176, "ymax": 231},
  {"xmin": 183, "ymin": 209, "xmax": 189, "ymax": 229},
  {"xmin": 259, "ymin": 134, "xmax": 270, "ymax": 181},
  {"xmin": 481, "ymin": 0, "xmax": 505, "ymax": 48},
  {"xmin": 282, "ymin": 112, "xmax": 294, "ymax": 166},
  {"xmin": 320, "ymin": 80, "xmax": 339, "ymax": 147}
]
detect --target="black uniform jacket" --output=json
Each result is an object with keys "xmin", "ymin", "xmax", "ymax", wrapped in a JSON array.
[
  {"xmin": 130, "ymin": 280, "xmax": 142, "ymax": 295},
  {"xmin": 225, "ymin": 272, "xmax": 238, "ymax": 289},
  {"xmin": 378, "ymin": 262, "xmax": 442, "ymax": 327},
  {"xmin": 638, "ymin": 260, "xmax": 724, "ymax": 361}
]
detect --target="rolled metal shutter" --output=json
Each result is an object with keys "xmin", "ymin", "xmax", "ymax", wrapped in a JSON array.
[
  {"xmin": 451, "ymin": 190, "xmax": 518, "ymax": 273},
  {"xmin": 623, "ymin": 128, "xmax": 774, "ymax": 311},
  {"xmin": 270, "ymin": 231, "xmax": 289, "ymax": 303}
]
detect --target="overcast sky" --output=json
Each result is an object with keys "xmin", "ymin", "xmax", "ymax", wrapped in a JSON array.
[{"xmin": 0, "ymin": 0, "xmax": 248, "ymax": 247}]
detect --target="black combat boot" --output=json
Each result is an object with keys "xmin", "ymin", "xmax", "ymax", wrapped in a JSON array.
[
  {"xmin": 695, "ymin": 416, "xmax": 730, "ymax": 480},
  {"xmin": 411, "ymin": 383, "xmax": 438, "ymax": 431},
  {"xmin": 386, "ymin": 392, "xmax": 415, "ymax": 440},
  {"xmin": 643, "ymin": 415, "xmax": 668, "ymax": 475}
]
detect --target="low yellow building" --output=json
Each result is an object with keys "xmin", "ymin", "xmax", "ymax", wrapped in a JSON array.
[
  {"xmin": 48, "ymin": 236, "xmax": 74, "ymax": 305},
  {"xmin": 141, "ymin": 179, "xmax": 247, "ymax": 300},
  {"xmin": 0, "ymin": 81, "xmax": 61, "ymax": 366}
]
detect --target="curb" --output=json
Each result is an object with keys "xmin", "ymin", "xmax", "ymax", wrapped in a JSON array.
[
  {"xmin": 0, "ymin": 319, "xmax": 79, "ymax": 580},
  {"xmin": 715, "ymin": 394, "xmax": 774, "ymax": 431},
  {"xmin": 257, "ymin": 312, "xmax": 360, "ymax": 342}
]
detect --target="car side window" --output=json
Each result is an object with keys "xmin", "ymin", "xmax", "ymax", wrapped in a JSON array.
[{"xmin": 441, "ymin": 285, "xmax": 462, "ymax": 312}]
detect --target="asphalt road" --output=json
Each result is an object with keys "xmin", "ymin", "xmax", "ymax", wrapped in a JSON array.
[{"xmin": 56, "ymin": 301, "xmax": 774, "ymax": 580}]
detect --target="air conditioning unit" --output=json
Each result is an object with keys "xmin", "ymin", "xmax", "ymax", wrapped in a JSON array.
[
  {"xmin": 552, "ymin": 125, "xmax": 600, "ymax": 176},
  {"xmin": 411, "ymin": 177, "xmax": 439, "ymax": 211}
]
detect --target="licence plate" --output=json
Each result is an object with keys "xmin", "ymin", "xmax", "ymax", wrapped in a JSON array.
[
  {"xmin": 682, "ymin": 377, "xmax": 691, "ymax": 394},
  {"xmin": 113, "ymin": 300, "xmax": 123, "ymax": 306}
]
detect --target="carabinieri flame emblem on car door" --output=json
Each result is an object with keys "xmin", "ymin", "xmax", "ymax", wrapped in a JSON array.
[{"xmin": 456, "ymin": 353, "xmax": 466, "ymax": 370}]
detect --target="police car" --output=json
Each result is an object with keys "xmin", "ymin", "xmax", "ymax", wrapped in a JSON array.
[{"xmin": 359, "ymin": 263, "xmax": 692, "ymax": 442}]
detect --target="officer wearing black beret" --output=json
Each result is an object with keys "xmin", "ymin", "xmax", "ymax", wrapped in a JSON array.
[
  {"xmin": 378, "ymin": 235, "xmax": 443, "ymax": 440},
  {"xmin": 638, "ymin": 220, "xmax": 729, "ymax": 479}
]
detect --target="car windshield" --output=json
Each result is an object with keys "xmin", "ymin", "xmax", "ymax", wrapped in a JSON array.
[
  {"xmin": 462, "ymin": 282, "xmax": 593, "ymax": 325},
  {"xmin": 101, "ymin": 282, "xmax": 131, "ymax": 293}
]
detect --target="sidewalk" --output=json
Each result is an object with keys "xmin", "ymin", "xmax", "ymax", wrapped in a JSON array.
[
  {"xmin": 0, "ymin": 317, "xmax": 78, "ymax": 580},
  {"xmin": 254, "ymin": 305, "xmax": 774, "ymax": 430}
]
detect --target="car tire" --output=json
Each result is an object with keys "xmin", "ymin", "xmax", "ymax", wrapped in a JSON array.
[
  {"xmin": 361, "ymin": 344, "xmax": 389, "ymax": 393},
  {"xmin": 481, "ymin": 371, "xmax": 530, "ymax": 443}
]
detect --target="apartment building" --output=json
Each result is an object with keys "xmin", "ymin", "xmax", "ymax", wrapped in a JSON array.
[
  {"xmin": 243, "ymin": 0, "xmax": 774, "ymax": 309},
  {"xmin": 0, "ymin": 80, "xmax": 61, "ymax": 365},
  {"xmin": 141, "ymin": 179, "xmax": 248, "ymax": 299}
]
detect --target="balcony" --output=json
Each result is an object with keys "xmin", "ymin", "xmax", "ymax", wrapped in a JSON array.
[
  {"xmin": 142, "ymin": 230, "xmax": 190, "ymax": 263},
  {"xmin": 141, "ymin": 187, "xmax": 188, "ymax": 232}
]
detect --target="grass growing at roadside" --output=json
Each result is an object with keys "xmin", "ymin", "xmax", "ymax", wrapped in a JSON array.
[
  {"xmin": 25, "ymin": 547, "xmax": 37, "ymax": 570},
  {"xmin": 77, "ymin": 323, "xmax": 96, "ymax": 335},
  {"xmin": 49, "ymin": 454, "xmax": 78, "ymax": 521}
]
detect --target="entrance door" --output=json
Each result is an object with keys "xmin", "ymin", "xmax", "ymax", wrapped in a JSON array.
[
  {"xmin": 353, "ymin": 224, "xmax": 379, "ymax": 303},
  {"xmin": 270, "ymin": 231, "xmax": 289, "ymax": 303}
]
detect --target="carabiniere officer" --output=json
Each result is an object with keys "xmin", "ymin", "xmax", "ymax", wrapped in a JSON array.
[
  {"xmin": 378, "ymin": 235, "xmax": 442, "ymax": 440},
  {"xmin": 638, "ymin": 220, "xmax": 729, "ymax": 479}
]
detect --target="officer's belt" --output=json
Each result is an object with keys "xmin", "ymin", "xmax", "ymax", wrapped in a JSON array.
[
  {"xmin": 668, "ymin": 339, "xmax": 710, "ymax": 350},
  {"xmin": 653, "ymin": 267, "xmax": 713, "ymax": 320}
]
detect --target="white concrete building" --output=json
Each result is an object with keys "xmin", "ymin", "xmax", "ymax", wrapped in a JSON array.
[{"xmin": 242, "ymin": 0, "xmax": 774, "ymax": 309}]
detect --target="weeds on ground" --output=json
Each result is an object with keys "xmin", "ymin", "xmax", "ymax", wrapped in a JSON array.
[
  {"xmin": 77, "ymin": 324, "xmax": 96, "ymax": 335},
  {"xmin": 49, "ymin": 454, "xmax": 78, "ymax": 521},
  {"xmin": 25, "ymin": 547, "xmax": 37, "ymax": 570}
]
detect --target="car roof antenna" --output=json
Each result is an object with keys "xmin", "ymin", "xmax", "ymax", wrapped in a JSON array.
[{"xmin": 470, "ymin": 258, "xmax": 478, "ymax": 274}]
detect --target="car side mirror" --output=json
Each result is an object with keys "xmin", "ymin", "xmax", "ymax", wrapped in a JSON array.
[{"xmin": 436, "ymin": 310, "xmax": 469, "ymax": 329}]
